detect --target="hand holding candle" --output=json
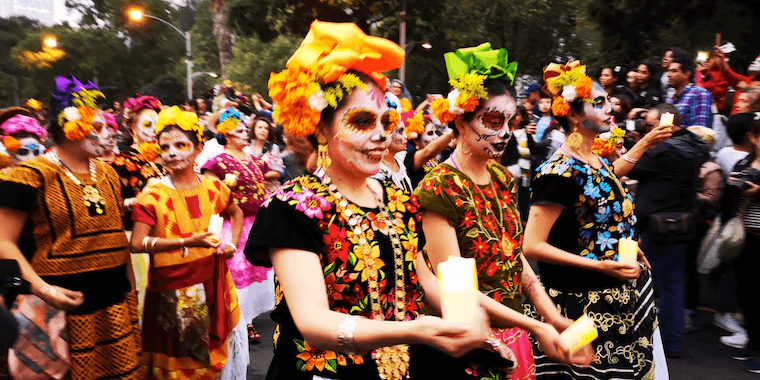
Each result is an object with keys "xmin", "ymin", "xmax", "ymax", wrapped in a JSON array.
[
  {"xmin": 559, "ymin": 314, "xmax": 598, "ymax": 355},
  {"xmin": 618, "ymin": 237, "xmax": 638, "ymax": 273},
  {"xmin": 437, "ymin": 256, "xmax": 479, "ymax": 326},
  {"xmin": 659, "ymin": 112, "xmax": 674, "ymax": 129}
]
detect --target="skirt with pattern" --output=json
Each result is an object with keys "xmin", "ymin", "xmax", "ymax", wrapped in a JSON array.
[{"xmin": 526, "ymin": 266, "xmax": 657, "ymax": 379}]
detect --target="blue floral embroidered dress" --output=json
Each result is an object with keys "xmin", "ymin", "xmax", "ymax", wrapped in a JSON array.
[{"xmin": 527, "ymin": 153, "xmax": 657, "ymax": 380}]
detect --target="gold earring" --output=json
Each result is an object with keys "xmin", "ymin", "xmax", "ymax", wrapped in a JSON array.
[
  {"xmin": 316, "ymin": 135, "xmax": 331, "ymax": 170},
  {"xmin": 567, "ymin": 128, "xmax": 583, "ymax": 149}
]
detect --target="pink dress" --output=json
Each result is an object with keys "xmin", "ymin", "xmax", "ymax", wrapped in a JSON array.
[{"xmin": 202, "ymin": 152, "xmax": 275, "ymax": 322}]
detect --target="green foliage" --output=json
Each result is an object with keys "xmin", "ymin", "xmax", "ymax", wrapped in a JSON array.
[{"xmin": 225, "ymin": 33, "xmax": 301, "ymax": 97}]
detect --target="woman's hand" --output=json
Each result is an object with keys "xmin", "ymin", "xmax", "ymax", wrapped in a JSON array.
[
  {"xmin": 642, "ymin": 124, "xmax": 673, "ymax": 147},
  {"xmin": 186, "ymin": 232, "xmax": 220, "ymax": 249},
  {"xmin": 742, "ymin": 182, "xmax": 760, "ymax": 197},
  {"xmin": 637, "ymin": 248, "xmax": 652, "ymax": 270},
  {"xmin": 493, "ymin": 344, "xmax": 518, "ymax": 378},
  {"xmin": 551, "ymin": 316, "xmax": 595, "ymax": 367},
  {"xmin": 220, "ymin": 243, "xmax": 236, "ymax": 259},
  {"xmin": 596, "ymin": 260, "xmax": 641, "ymax": 280},
  {"xmin": 415, "ymin": 307, "xmax": 490, "ymax": 358},
  {"xmin": 39, "ymin": 285, "xmax": 84, "ymax": 310}
]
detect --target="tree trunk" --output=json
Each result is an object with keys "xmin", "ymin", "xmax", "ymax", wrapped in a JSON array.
[{"xmin": 209, "ymin": 0, "xmax": 232, "ymax": 79}]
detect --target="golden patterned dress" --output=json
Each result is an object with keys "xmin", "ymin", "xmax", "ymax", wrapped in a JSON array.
[
  {"xmin": 0, "ymin": 155, "xmax": 143, "ymax": 379},
  {"xmin": 132, "ymin": 176, "xmax": 240, "ymax": 380},
  {"xmin": 415, "ymin": 162, "xmax": 534, "ymax": 380},
  {"xmin": 528, "ymin": 153, "xmax": 656, "ymax": 379}
]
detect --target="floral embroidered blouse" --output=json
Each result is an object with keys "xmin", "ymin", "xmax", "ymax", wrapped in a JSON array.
[
  {"xmin": 245, "ymin": 175, "xmax": 424, "ymax": 379},
  {"xmin": 201, "ymin": 152, "xmax": 269, "ymax": 217},
  {"xmin": 110, "ymin": 148, "xmax": 164, "ymax": 229},
  {"xmin": 414, "ymin": 163, "xmax": 525, "ymax": 314},
  {"xmin": 531, "ymin": 153, "xmax": 638, "ymax": 292}
]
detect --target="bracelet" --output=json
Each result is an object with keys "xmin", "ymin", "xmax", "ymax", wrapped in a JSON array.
[
  {"xmin": 337, "ymin": 315, "xmax": 361, "ymax": 355},
  {"xmin": 622, "ymin": 155, "xmax": 638, "ymax": 164},
  {"xmin": 142, "ymin": 236, "xmax": 151, "ymax": 253},
  {"xmin": 150, "ymin": 237, "xmax": 159, "ymax": 251},
  {"xmin": 224, "ymin": 242, "xmax": 237, "ymax": 251}
]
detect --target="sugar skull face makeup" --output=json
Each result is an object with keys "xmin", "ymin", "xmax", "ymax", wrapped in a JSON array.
[
  {"xmin": 13, "ymin": 136, "xmax": 44, "ymax": 161},
  {"xmin": 227, "ymin": 124, "xmax": 249, "ymax": 147},
  {"xmin": 461, "ymin": 94, "xmax": 516, "ymax": 159},
  {"xmin": 579, "ymin": 85, "xmax": 611, "ymax": 133},
  {"xmin": 80, "ymin": 127, "xmax": 106, "ymax": 157},
  {"xmin": 389, "ymin": 119, "xmax": 408, "ymax": 154},
  {"xmin": 158, "ymin": 129, "xmax": 198, "ymax": 171},
  {"xmin": 328, "ymin": 86, "xmax": 394, "ymax": 176},
  {"xmin": 134, "ymin": 109, "xmax": 159, "ymax": 143},
  {"xmin": 419, "ymin": 122, "xmax": 439, "ymax": 148}
]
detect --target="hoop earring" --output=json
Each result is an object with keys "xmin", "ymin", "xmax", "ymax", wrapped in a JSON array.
[
  {"xmin": 566, "ymin": 128, "xmax": 583, "ymax": 149},
  {"xmin": 317, "ymin": 135, "xmax": 331, "ymax": 170}
]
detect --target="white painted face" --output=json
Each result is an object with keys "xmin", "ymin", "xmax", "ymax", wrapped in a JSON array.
[
  {"xmin": 158, "ymin": 129, "xmax": 198, "ymax": 171},
  {"xmin": 134, "ymin": 109, "xmax": 158, "ymax": 143},
  {"xmin": 80, "ymin": 128, "xmax": 106, "ymax": 157},
  {"xmin": 226, "ymin": 123, "xmax": 249, "ymax": 148},
  {"xmin": 389, "ymin": 119, "xmax": 408, "ymax": 154},
  {"xmin": 579, "ymin": 85, "xmax": 611, "ymax": 134},
  {"xmin": 13, "ymin": 136, "xmax": 44, "ymax": 161},
  {"xmin": 460, "ymin": 94, "xmax": 516, "ymax": 159},
  {"xmin": 418, "ymin": 122, "xmax": 439, "ymax": 148},
  {"xmin": 327, "ymin": 85, "xmax": 394, "ymax": 176}
]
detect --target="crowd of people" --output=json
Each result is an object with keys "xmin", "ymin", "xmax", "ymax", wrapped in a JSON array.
[{"xmin": 0, "ymin": 19, "xmax": 759, "ymax": 380}]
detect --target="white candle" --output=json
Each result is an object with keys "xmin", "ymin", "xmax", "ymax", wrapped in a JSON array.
[
  {"xmin": 208, "ymin": 214, "xmax": 224, "ymax": 244},
  {"xmin": 437, "ymin": 256, "xmax": 479, "ymax": 325},
  {"xmin": 559, "ymin": 314, "xmax": 598, "ymax": 355},
  {"xmin": 618, "ymin": 238, "xmax": 638, "ymax": 264},
  {"xmin": 659, "ymin": 112, "xmax": 674, "ymax": 127}
]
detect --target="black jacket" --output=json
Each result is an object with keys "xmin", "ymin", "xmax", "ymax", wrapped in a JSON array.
[{"xmin": 627, "ymin": 129, "xmax": 711, "ymax": 227}]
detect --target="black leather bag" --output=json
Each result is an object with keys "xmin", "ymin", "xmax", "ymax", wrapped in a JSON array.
[{"xmin": 647, "ymin": 212, "xmax": 696, "ymax": 244}]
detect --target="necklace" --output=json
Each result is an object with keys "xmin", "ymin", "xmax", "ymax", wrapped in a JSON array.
[
  {"xmin": 51, "ymin": 150, "xmax": 105, "ymax": 215},
  {"xmin": 315, "ymin": 168, "xmax": 410, "ymax": 380},
  {"xmin": 599, "ymin": 160, "xmax": 634, "ymax": 218}
]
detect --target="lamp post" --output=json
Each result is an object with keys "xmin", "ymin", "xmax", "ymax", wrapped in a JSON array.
[
  {"xmin": 192, "ymin": 72, "xmax": 217, "ymax": 84},
  {"xmin": 128, "ymin": 8, "xmax": 193, "ymax": 99},
  {"xmin": 0, "ymin": 71, "xmax": 19, "ymax": 106},
  {"xmin": 42, "ymin": 36, "xmax": 98, "ymax": 85},
  {"xmin": 399, "ymin": 41, "xmax": 432, "ymax": 83}
]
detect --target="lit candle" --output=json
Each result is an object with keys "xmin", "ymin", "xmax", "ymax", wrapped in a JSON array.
[
  {"xmin": 208, "ymin": 214, "xmax": 224, "ymax": 244},
  {"xmin": 437, "ymin": 256, "xmax": 479, "ymax": 325},
  {"xmin": 223, "ymin": 173, "xmax": 238, "ymax": 187},
  {"xmin": 559, "ymin": 314, "xmax": 598, "ymax": 355},
  {"xmin": 659, "ymin": 112, "xmax": 674, "ymax": 127},
  {"xmin": 618, "ymin": 237, "xmax": 638, "ymax": 265}
]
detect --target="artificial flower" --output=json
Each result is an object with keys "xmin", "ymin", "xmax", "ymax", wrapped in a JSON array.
[
  {"xmin": 561, "ymin": 85, "xmax": 578, "ymax": 103},
  {"xmin": 309, "ymin": 90, "xmax": 328, "ymax": 112},
  {"xmin": 216, "ymin": 117, "xmax": 239, "ymax": 136},
  {"xmin": 63, "ymin": 107, "xmax": 80, "ymax": 123},
  {"xmin": 63, "ymin": 120, "xmax": 90, "ymax": 141},
  {"xmin": 0, "ymin": 115, "xmax": 46, "ymax": 140},
  {"xmin": 2, "ymin": 136, "xmax": 20, "ymax": 152},
  {"xmin": 551, "ymin": 97, "xmax": 570, "ymax": 117},
  {"xmin": 138, "ymin": 141, "xmax": 159, "ymax": 162},
  {"xmin": 388, "ymin": 109, "xmax": 400, "ymax": 127},
  {"xmin": 25, "ymin": 98, "xmax": 42, "ymax": 111},
  {"xmin": 432, "ymin": 98, "xmax": 455, "ymax": 123},
  {"xmin": 269, "ymin": 67, "xmax": 322, "ymax": 138},
  {"xmin": 403, "ymin": 111, "xmax": 426, "ymax": 139},
  {"xmin": 456, "ymin": 93, "xmax": 480, "ymax": 113}
]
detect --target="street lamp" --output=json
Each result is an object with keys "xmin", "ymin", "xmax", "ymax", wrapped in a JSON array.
[
  {"xmin": 399, "ymin": 41, "xmax": 432, "ymax": 83},
  {"xmin": 127, "ymin": 6, "xmax": 193, "ymax": 99},
  {"xmin": 43, "ymin": 36, "xmax": 58, "ymax": 48},
  {"xmin": 192, "ymin": 72, "xmax": 217, "ymax": 83}
]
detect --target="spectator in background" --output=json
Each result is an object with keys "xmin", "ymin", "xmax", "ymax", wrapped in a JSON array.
[
  {"xmin": 534, "ymin": 92, "xmax": 554, "ymax": 141},
  {"xmin": 667, "ymin": 55, "xmax": 714, "ymax": 128},
  {"xmin": 735, "ymin": 86, "xmax": 760, "ymax": 115},
  {"xmin": 627, "ymin": 69, "xmax": 639, "ymax": 93},
  {"xmin": 727, "ymin": 55, "xmax": 760, "ymax": 115},
  {"xmin": 627, "ymin": 104, "xmax": 711, "ymax": 358},
  {"xmin": 389, "ymin": 79, "xmax": 414, "ymax": 112},
  {"xmin": 717, "ymin": 113, "xmax": 755, "ymax": 177},
  {"xmin": 184, "ymin": 98, "xmax": 198, "ymax": 113},
  {"xmin": 521, "ymin": 83, "xmax": 542, "ymax": 116},
  {"xmin": 661, "ymin": 48, "xmax": 688, "ymax": 98},
  {"xmin": 634, "ymin": 59, "xmax": 665, "ymax": 108},
  {"xmin": 196, "ymin": 97, "xmax": 208, "ymax": 114}
]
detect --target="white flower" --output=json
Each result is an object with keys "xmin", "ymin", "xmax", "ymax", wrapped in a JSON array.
[
  {"xmin": 599, "ymin": 132, "xmax": 612, "ymax": 142},
  {"xmin": 447, "ymin": 89, "xmax": 465, "ymax": 115},
  {"xmin": 561, "ymin": 85, "xmax": 578, "ymax": 103},
  {"xmin": 63, "ymin": 107, "xmax": 81, "ymax": 122},
  {"xmin": 308, "ymin": 90, "xmax": 328, "ymax": 112}
]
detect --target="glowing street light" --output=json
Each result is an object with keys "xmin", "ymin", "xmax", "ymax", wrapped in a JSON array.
[
  {"xmin": 128, "ymin": 8, "xmax": 145, "ymax": 21},
  {"xmin": 43, "ymin": 36, "xmax": 58, "ymax": 48},
  {"xmin": 421, "ymin": 42, "xmax": 432, "ymax": 50}
]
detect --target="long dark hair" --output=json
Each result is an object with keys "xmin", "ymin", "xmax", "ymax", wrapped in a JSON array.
[{"xmin": 451, "ymin": 77, "xmax": 517, "ymax": 137}]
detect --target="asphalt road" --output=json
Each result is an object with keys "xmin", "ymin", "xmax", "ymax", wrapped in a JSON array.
[{"xmin": 246, "ymin": 309, "xmax": 757, "ymax": 379}]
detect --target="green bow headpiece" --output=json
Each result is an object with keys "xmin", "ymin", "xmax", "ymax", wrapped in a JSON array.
[{"xmin": 443, "ymin": 43, "xmax": 518, "ymax": 84}]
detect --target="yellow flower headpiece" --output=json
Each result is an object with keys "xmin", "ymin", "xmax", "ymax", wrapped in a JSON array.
[
  {"xmin": 431, "ymin": 43, "xmax": 517, "ymax": 124},
  {"xmin": 402, "ymin": 111, "xmax": 426, "ymax": 139},
  {"xmin": 268, "ymin": 20, "xmax": 404, "ymax": 138},
  {"xmin": 155, "ymin": 106, "xmax": 204, "ymax": 143},
  {"xmin": 216, "ymin": 117, "xmax": 240, "ymax": 136},
  {"xmin": 542, "ymin": 60, "xmax": 593, "ymax": 117}
]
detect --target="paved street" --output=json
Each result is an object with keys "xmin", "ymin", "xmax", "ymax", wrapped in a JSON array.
[{"xmin": 247, "ymin": 309, "xmax": 757, "ymax": 379}]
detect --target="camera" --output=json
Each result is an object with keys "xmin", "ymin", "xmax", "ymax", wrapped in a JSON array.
[{"xmin": 728, "ymin": 167, "xmax": 760, "ymax": 192}]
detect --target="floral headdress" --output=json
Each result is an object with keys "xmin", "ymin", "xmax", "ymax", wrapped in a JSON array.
[
  {"xmin": 542, "ymin": 60, "xmax": 593, "ymax": 117},
  {"xmin": 155, "ymin": 106, "xmax": 204, "ymax": 143},
  {"xmin": 591, "ymin": 117, "xmax": 625, "ymax": 156},
  {"xmin": 217, "ymin": 108, "xmax": 244, "ymax": 136},
  {"xmin": 124, "ymin": 95, "xmax": 161, "ymax": 114},
  {"xmin": 268, "ymin": 20, "xmax": 405, "ymax": 138},
  {"xmin": 431, "ymin": 43, "xmax": 518, "ymax": 124},
  {"xmin": 51, "ymin": 76, "xmax": 105, "ymax": 141},
  {"xmin": 401, "ymin": 110, "xmax": 429, "ymax": 139},
  {"xmin": 24, "ymin": 98, "xmax": 43, "ymax": 111},
  {"xmin": 1, "ymin": 114, "xmax": 46, "ymax": 140}
]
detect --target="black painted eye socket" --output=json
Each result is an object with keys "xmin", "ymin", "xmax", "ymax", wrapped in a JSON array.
[{"xmin": 593, "ymin": 96, "xmax": 606, "ymax": 109}]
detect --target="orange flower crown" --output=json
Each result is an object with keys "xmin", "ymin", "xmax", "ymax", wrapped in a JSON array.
[
  {"xmin": 268, "ymin": 20, "xmax": 404, "ymax": 138},
  {"xmin": 401, "ymin": 111, "xmax": 426, "ymax": 139},
  {"xmin": 542, "ymin": 60, "xmax": 593, "ymax": 117}
]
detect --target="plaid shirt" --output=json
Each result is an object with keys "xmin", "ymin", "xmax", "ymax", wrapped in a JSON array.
[{"xmin": 668, "ymin": 83, "xmax": 713, "ymax": 128}]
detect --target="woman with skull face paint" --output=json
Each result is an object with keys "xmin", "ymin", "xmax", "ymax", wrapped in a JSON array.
[
  {"xmin": 398, "ymin": 110, "xmax": 455, "ymax": 189},
  {"xmin": 201, "ymin": 108, "xmax": 275, "ymax": 343},
  {"xmin": 0, "ymin": 107, "xmax": 47, "ymax": 164},
  {"xmin": 416, "ymin": 44, "xmax": 594, "ymax": 380},
  {"xmin": 0, "ymin": 76, "xmax": 143, "ymax": 379},
  {"xmin": 245, "ymin": 21, "xmax": 496, "ymax": 380},
  {"xmin": 523, "ymin": 61, "xmax": 671, "ymax": 379},
  {"xmin": 130, "ymin": 106, "xmax": 245, "ymax": 379}
]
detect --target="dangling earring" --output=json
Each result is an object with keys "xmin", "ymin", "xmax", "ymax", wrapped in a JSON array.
[
  {"xmin": 317, "ymin": 135, "xmax": 331, "ymax": 170},
  {"xmin": 567, "ymin": 127, "xmax": 583, "ymax": 149}
]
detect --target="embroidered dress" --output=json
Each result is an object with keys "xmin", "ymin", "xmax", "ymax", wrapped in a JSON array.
[
  {"xmin": 201, "ymin": 152, "xmax": 275, "ymax": 323},
  {"xmin": 528, "ymin": 153, "xmax": 657, "ymax": 380},
  {"xmin": 132, "ymin": 176, "xmax": 240, "ymax": 380},
  {"xmin": 0, "ymin": 156, "xmax": 143, "ymax": 379},
  {"xmin": 245, "ymin": 175, "xmax": 424, "ymax": 380},
  {"xmin": 415, "ymin": 162, "xmax": 534, "ymax": 380},
  {"xmin": 374, "ymin": 152, "xmax": 413, "ymax": 193}
]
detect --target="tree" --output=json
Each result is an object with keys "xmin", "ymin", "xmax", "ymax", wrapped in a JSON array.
[
  {"xmin": 209, "ymin": 0, "xmax": 233, "ymax": 78},
  {"xmin": 225, "ymin": 33, "xmax": 301, "ymax": 96}
]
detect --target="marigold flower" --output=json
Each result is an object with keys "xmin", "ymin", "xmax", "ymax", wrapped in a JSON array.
[
  {"xmin": 456, "ymin": 94, "xmax": 480, "ymax": 113},
  {"xmin": 63, "ymin": 120, "xmax": 91, "ymax": 141},
  {"xmin": 2, "ymin": 136, "xmax": 20, "ymax": 152},
  {"xmin": 432, "ymin": 98, "xmax": 455, "ymax": 123},
  {"xmin": 551, "ymin": 97, "xmax": 570, "ymax": 117},
  {"xmin": 138, "ymin": 142, "xmax": 159, "ymax": 162},
  {"xmin": 575, "ymin": 76, "xmax": 593, "ymax": 99}
]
